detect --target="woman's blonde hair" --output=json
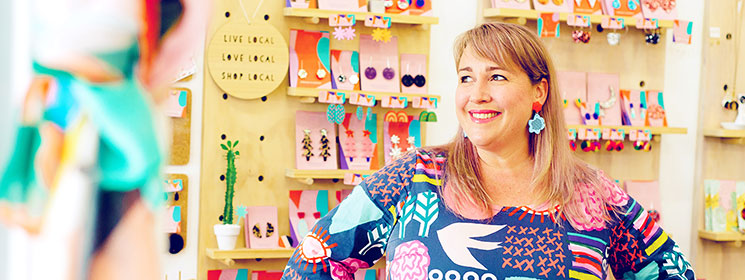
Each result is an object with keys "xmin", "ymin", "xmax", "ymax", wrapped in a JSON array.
[{"xmin": 430, "ymin": 22, "xmax": 614, "ymax": 228}]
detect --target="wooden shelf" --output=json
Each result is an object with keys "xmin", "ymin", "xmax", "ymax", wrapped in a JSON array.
[
  {"xmin": 286, "ymin": 169, "xmax": 377, "ymax": 185},
  {"xmin": 287, "ymin": 87, "xmax": 441, "ymax": 105},
  {"xmin": 207, "ymin": 247, "xmax": 387, "ymax": 268},
  {"xmin": 483, "ymin": 8, "xmax": 674, "ymax": 28},
  {"xmin": 703, "ymin": 128, "xmax": 745, "ymax": 138},
  {"xmin": 284, "ymin": 8, "xmax": 439, "ymax": 25},
  {"xmin": 567, "ymin": 125, "xmax": 688, "ymax": 135},
  {"xmin": 206, "ymin": 248, "xmax": 296, "ymax": 266},
  {"xmin": 698, "ymin": 230, "xmax": 745, "ymax": 247}
]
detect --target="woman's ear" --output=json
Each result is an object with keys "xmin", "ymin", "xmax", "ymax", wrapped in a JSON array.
[{"xmin": 534, "ymin": 78, "xmax": 549, "ymax": 105}]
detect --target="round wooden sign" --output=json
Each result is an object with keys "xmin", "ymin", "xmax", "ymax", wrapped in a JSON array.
[{"xmin": 207, "ymin": 21, "xmax": 288, "ymax": 99}]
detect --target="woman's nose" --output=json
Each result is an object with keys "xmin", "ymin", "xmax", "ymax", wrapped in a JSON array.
[{"xmin": 470, "ymin": 79, "xmax": 493, "ymax": 104}]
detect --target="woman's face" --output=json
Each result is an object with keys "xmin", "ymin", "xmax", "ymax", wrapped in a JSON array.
[{"xmin": 455, "ymin": 45, "xmax": 547, "ymax": 151}]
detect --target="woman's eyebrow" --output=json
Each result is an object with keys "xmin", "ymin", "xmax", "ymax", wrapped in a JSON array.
[{"xmin": 457, "ymin": 67, "xmax": 472, "ymax": 72}]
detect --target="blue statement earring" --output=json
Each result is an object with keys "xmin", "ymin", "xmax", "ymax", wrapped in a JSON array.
[{"xmin": 528, "ymin": 101, "xmax": 546, "ymax": 134}]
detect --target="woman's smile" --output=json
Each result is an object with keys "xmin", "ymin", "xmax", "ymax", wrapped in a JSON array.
[{"xmin": 468, "ymin": 110, "xmax": 502, "ymax": 123}]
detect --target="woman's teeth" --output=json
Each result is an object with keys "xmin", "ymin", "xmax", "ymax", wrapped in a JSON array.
[{"xmin": 472, "ymin": 113, "xmax": 498, "ymax": 119}]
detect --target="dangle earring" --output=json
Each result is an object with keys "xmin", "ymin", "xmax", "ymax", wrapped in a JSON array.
[
  {"xmin": 528, "ymin": 102, "xmax": 546, "ymax": 134},
  {"xmin": 301, "ymin": 129, "xmax": 314, "ymax": 161},
  {"xmin": 298, "ymin": 60, "xmax": 308, "ymax": 79},
  {"xmin": 382, "ymin": 58, "xmax": 396, "ymax": 80},
  {"xmin": 569, "ymin": 139, "xmax": 577, "ymax": 151},
  {"xmin": 364, "ymin": 56, "xmax": 376, "ymax": 80},
  {"xmin": 319, "ymin": 129, "xmax": 331, "ymax": 161}
]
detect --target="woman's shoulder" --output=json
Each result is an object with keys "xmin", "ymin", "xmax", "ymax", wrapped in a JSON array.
[{"xmin": 567, "ymin": 168, "xmax": 632, "ymax": 230}]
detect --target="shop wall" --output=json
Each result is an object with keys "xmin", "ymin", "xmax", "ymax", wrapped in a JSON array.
[
  {"xmin": 658, "ymin": 0, "xmax": 705, "ymax": 259},
  {"xmin": 160, "ymin": 28, "xmax": 207, "ymax": 280}
]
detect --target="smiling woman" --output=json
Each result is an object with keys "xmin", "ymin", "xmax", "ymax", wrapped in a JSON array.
[{"xmin": 282, "ymin": 22, "xmax": 695, "ymax": 280}]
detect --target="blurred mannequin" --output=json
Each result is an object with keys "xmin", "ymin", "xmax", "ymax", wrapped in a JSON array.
[{"xmin": 0, "ymin": 0, "xmax": 209, "ymax": 279}]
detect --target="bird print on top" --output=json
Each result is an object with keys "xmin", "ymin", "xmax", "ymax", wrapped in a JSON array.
[{"xmin": 282, "ymin": 151, "xmax": 695, "ymax": 280}]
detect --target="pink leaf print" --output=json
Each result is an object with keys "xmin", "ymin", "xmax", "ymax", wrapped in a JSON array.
[
  {"xmin": 330, "ymin": 258, "xmax": 369, "ymax": 280},
  {"xmin": 389, "ymin": 240, "xmax": 430, "ymax": 280},
  {"xmin": 570, "ymin": 171, "xmax": 629, "ymax": 231}
]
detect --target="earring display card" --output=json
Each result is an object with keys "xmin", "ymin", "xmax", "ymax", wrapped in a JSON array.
[
  {"xmin": 360, "ymin": 34, "xmax": 400, "ymax": 93},
  {"xmin": 295, "ymin": 111, "xmax": 338, "ymax": 170},
  {"xmin": 164, "ymin": 89, "xmax": 188, "ymax": 118},
  {"xmin": 644, "ymin": 90, "xmax": 667, "ymax": 127},
  {"xmin": 640, "ymin": 0, "xmax": 677, "ymax": 21},
  {"xmin": 339, "ymin": 112, "xmax": 379, "ymax": 170},
  {"xmin": 537, "ymin": 13, "xmax": 561, "ymax": 38},
  {"xmin": 400, "ymin": 54, "xmax": 427, "ymax": 94},
  {"xmin": 533, "ymin": 0, "xmax": 573, "ymax": 13},
  {"xmin": 587, "ymin": 72, "xmax": 621, "ymax": 126},
  {"xmin": 251, "ymin": 271, "xmax": 283, "ymax": 280},
  {"xmin": 574, "ymin": 0, "xmax": 603, "ymax": 14},
  {"xmin": 331, "ymin": 50, "xmax": 361, "ymax": 91},
  {"xmin": 383, "ymin": 111, "xmax": 421, "ymax": 164},
  {"xmin": 318, "ymin": 0, "xmax": 367, "ymax": 11},
  {"xmin": 286, "ymin": 0, "xmax": 317, "ymax": 8},
  {"xmin": 245, "ymin": 206, "xmax": 279, "ymax": 249},
  {"xmin": 409, "ymin": 0, "xmax": 433, "ymax": 16},
  {"xmin": 673, "ymin": 20, "xmax": 693, "ymax": 45},
  {"xmin": 208, "ymin": 269, "xmax": 249, "ymax": 280},
  {"xmin": 335, "ymin": 189, "xmax": 354, "ymax": 203},
  {"xmin": 704, "ymin": 180, "xmax": 739, "ymax": 233},
  {"xmin": 164, "ymin": 174, "xmax": 188, "ymax": 254},
  {"xmin": 602, "ymin": 0, "xmax": 642, "ymax": 17},
  {"xmin": 624, "ymin": 180, "xmax": 662, "ymax": 226},
  {"xmin": 163, "ymin": 206, "xmax": 182, "ymax": 233},
  {"xmin": 621, "ymin": 90, "xmax": 646, "ymax": 126},
  {"xmin": 557, "ymin": 71, "xmax": 587, "ymax": 125},
  {"xmin": 289, "ymin": 190, "xmax": 330, "ymax": 247},
  {"xmin": 736, "ymin": 182, "xmax": 745, "ymax": 233},
  {"xmin": 491, "ymin": 0, "xmax": 531, "ymax": 10},
  {"xmin": 290, "ymin": 30, "xmax": 332, "ymax": 89}
]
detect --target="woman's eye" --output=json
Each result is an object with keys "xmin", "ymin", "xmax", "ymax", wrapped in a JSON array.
[
  {"xmin": 490, "ymin": 74, "xmax": 506, "ymax": 81},
  {"xmin": 460, "ymin": 76, "xmax": 473, "ymax": 83}
]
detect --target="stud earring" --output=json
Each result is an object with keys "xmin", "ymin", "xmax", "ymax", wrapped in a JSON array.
[
  {"xmin": 298, "ymin": 60, "xmax": 308, "ymax": 79},
  {"xmin": 349, "ymin": 74, "xmax": 359, "ymax": 85},
  {"xmin": 552, "ymin": 0, "xmax": 564, "ymax": 5},
  {"xmin": 605, "ymin": 140, "xmax": 615, "ymax": 152},
  {"xmin": 316, "ymin": 61, "xmax": 327, "ymax": 79},
  {"xmin": 612, "ymin": 0, "xmax": 621, "ymax": 9},
  {"xmin": 397, "ymin": 0, "xmax": 410, "ymax": 9},
  {"xmin": 570, "ymin": 139, "xmax": 577, "ymax": 151},
  {"xmin": 383, "ymin": 59, "xmax": 395, "ymax": 80},
  {"xmin": 415, "ymin": 0, "xmax": 425, "ymax": 8},
  {"xmin": 337, "ymin": 74, "xmax": 346, "ymax": 83},
  {"xmin": 384, "ymin": 0, "xmax": 394, "ymax": 7},
  {"xmin": 319, "ymin": 128, "xmax": 331, "ymax": 161},
  {"xmin": 615, "ymin": 140, "xmax": 624, "ymax": 151},
  {"xmin": 302, "ymin": 129, "xmax": 313, "ymax": 161}
]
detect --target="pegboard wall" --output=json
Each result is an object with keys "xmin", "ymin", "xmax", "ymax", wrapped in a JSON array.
[
  {"xmin": 197, "ymin": 0, "xmax": 433, "ymax": 279},
  {"xmin": 693, "ymin": 1, "xmax": 745, "ymax": 279}
]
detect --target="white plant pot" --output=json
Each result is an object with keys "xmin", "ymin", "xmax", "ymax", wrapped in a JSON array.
[{"xmin": 214, "ymin": 224, "xmax": 241, "ymax": 250}]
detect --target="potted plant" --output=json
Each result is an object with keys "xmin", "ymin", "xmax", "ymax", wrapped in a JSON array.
[{"xmin": 214, "ymin": 139, "xmax": 241, "ymax": 250}]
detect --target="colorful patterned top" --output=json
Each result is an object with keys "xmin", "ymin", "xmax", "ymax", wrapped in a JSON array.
[{"xmin": 282, "ymin": 151, "xmax": 695, "ymax": 280}]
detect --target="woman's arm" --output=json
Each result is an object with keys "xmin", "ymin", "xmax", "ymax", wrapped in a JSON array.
[
  {"xmin": 282, "ymin": 152, "xmax": 418, "ymax": 280},
  {"xmin": 607, "ymin": 197, "xmax": 695, "ymax": 280}
]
